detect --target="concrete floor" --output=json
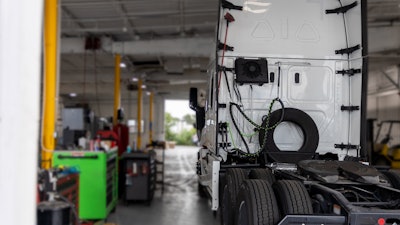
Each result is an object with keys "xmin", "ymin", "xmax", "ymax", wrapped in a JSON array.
[{"xmin": 108, "ymin": 146, "xmax": 219, "ymax": 225}]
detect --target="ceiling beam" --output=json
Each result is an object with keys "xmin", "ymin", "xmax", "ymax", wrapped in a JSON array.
[
  {"xmin": 59, "ymin": 82, "xmax": 206, "ymax": 97},
  {"xmin": 112, "ymin": 0, "xmax": 137, "ymax": 39},
  {"xmin": 61, "ymin": 37, "xmax": 214, "ymax": 58},
  {"xmin": 369, "ymin": 26, "xmax": 400, "ymax": 53},
  {"xmin": 61, "ymin": 6, "xmax": 86, "ymax": 32},
  {"xmin": 61, "ymin": 10, "xmax": 217, "ymax": 23}
]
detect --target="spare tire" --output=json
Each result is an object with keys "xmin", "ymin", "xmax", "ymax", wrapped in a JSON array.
[{"xmin": 259, "ymin": 108, "xmax": 319, "ymax": 163}]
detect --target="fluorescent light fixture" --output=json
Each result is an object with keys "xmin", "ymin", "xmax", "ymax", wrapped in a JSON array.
[
  {"xmin": 141, "ymin": 85, "xmax": 147, "ymax": 89},
  {"xmin": 243, "ymin": 1, "xmax": 270, "ymax": 13},
  {"xmin": 69, "ymin": 93, "xmax": 77, "ymax": 97},
  {"xmin": 120, "ymin": 62, "xmax": 126, "ymax": 68},
  {"xmin": 131, "ymin": 77, "xmax": 138, "ymax": 82}
]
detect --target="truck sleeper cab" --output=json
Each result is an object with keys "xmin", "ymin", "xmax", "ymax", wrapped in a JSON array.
[{"xmin": 189, "ymin": 0, "xmax": 400, "ymax": 224}]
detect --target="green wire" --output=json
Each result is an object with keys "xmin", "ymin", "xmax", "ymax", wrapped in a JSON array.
[
  {"xmin": 227, "ymin": 98, "xmax": 283, "ymax": 154},
  {"xmin": 241, "ymin": 132, "xmax": 257, "ymax": 138},
  {"xmin": 227, "ymin": 123, "xmax": 238, "ymax": 149}
]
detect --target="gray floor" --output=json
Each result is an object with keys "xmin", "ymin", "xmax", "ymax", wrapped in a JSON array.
[{"xmin": 108, "ymin": 146, "xmax": 220, "ymax": 225}]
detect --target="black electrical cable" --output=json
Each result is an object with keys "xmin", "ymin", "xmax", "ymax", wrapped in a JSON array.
[
  {"xmin": 229, "ymin": 98, "xmax": 285, "ymax": 154},
  {"xmin": 56, "ymin": 194, "xmax": 80, "ymax": 225},
  {"xmin": 225, "ymin": 126, "xmax": 231, "ymax": 153},
  {"xmin": 277, "ymin": 65, "xmax": 281, "ymax": 98},
  {"xmin": 229, "ymin": 103, "xmax": 251, "ymax": 153},
  {"xmin": 223, "ymin": 70, "xmax": 233, "ymax": 99},
  {"xmin": 229, "ymin": 98, "xmax": 286, "ymax": 156},
  {"xmin": 218, "ymin": 15, "xmax": 231, "ymax": 91},
  {"xmin": 260, "ymin": 98, "xmax": 285, "ymax": 151},
  {"xmin": 223, "ymin": 125, "xmax": 228, "ymax": 152},
  {"xmin": 338, "ymin": 0, "xmax": 354, "ymax": 157},
  {"xmin": 233, "ymin": 81, "xmax": 242, "ymax": 103}
]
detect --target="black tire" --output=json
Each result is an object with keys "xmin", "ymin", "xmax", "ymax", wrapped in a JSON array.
[
  {"xmin": 273, "ymin": 180, "xmax": 313, "ymax": 215},
  {"xmin": 198, "ymin": 181, "xmax": 208, "ymax": 198},
  {"xmin": 259, "ymin": 108, "xmax": 319, "ymax": 163},
  {"xmin": 382, "ymin": 170, "xmax": 400, "ymax": 189},
  {"xmin": 221, "ymin": 185, "xmax": 230, "ymax": 225},
  {"xmin": 221, "ymin": 169, "xmax": 247, "ymax": 225},
  {"xmin": 248, "ymin": 168, "xmax": 275, "ymax": 184},
  {"xmin": 236, "ymin": 180, "xmax": 280, "ymax": 225}
]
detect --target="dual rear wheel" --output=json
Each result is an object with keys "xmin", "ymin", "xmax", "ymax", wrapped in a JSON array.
[{"xmin": 221, "ymin": 168, "xmax": 313, "ymax": 225}]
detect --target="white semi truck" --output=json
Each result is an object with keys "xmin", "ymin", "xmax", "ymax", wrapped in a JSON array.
[{"xmin": 190, "ymin": 0, "xmax": 400, "ymax": 225}]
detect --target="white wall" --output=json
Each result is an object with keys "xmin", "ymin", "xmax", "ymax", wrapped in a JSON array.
[{"xmin": 0, "ymin": 0, "xmax": 43, "ymax": 224}]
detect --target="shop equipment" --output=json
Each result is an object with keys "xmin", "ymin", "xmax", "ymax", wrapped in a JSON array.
[
  {"xmin": 121, "ymin": 151, "xmax": 156, "ymax": 204},
  {"xmin": 53, "ymin": 149, "xmax": 118, "ymax": 220}
]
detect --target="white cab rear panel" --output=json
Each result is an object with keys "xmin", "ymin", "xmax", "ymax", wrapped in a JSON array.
[{"xmin": 202, "ymin": 0, "xmax": 365, "ymax": 161}]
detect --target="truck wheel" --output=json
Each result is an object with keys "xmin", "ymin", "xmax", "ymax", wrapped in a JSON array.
[
  {"xmin": 236, "ymin": 180, "xmax": 280, "ymax": 225},
  {"xmin": 273, "ymin": 180, "xmax": 313, "ymax": 215},
  {"xmin": 221, "ymin": 185, "xmax": 230, "ymax": 225},
  {"xmin": 248, "ymin": 168, "xmax": 275, "ymax": 184},
  {"xmin": 382, "ymin": 170, "xmax": 400, "ymax": 189},
  {"xmin": 198, "ymin": 181, "xmax": 208, "ymax": 198},
  {"xmin": 221, "ymin": 168, "xmax": 247, "ymax": 225}
]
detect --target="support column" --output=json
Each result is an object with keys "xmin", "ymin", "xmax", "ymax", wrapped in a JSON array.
[
  {"xmin": 149, "ymin": 92, "xmax": 154, "ymax": 143},
  {"xmin": 42, "ymin": 0, "xmax": 59, "ymax": 169},
  {"xmin": 0, "ymin": 0, "xmax": 43, "ymax": 224},
  {"xmin": 137, "ymin": 79, "xmax": 143, "ymax": 149},
  {"xmin": 113, "ymin": 54, "xmax": 121, "ymax": 125}
]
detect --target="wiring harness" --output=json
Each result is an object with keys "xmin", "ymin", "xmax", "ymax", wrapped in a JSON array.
[{"xmin": 225, "ymin": 98, "xmax": 285, "ymax": 160}]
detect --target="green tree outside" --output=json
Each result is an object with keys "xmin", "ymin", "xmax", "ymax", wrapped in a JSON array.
[{"xmin": 165, "ymin": 112, "xmax": 197, "ymax": 145}]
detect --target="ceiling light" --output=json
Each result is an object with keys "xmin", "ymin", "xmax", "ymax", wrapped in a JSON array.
[
  {"xmin": 141, "ymin": 85, "xmax": 147, "ymax": 89},
  {"xmin": 132, "ymin": 77, "xmax": 138, "ymax": 82},
  {"xmin": 120, "ymin": 62, "xmax": 126, "ymax": 68},
  {"xmin": 122, "ymin": 27, "xmax": 128, "ymax": 32},
  {"xmin": 146, "ymin": 91, "xmax": 151, "ymax": 96},
  {"xmin": 69, "ymin": 93, "xmax": 77, "ymax": 97}
]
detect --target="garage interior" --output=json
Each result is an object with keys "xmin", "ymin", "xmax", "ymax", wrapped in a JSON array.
[{"xmin": 1, "ymin": 0, "xmax": 400, "ymax": 225}]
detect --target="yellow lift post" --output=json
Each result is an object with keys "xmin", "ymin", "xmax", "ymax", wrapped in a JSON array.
[
  {"xmin": 149, "ymin": 92, "xmax": 154, "ymax": 144},
  {"xmin": 137, "ymin": 79, "xmax": 143, "ymax": 149},
  {"xmin": 41, "ymin": 0, "xmax": 58, "ymax": 169},
  {"xmin": 113, "ymin": 54, "xmax": 121, "ymax": 125}
]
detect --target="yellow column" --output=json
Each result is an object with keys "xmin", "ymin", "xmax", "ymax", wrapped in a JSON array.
[
  {"xmin": 42, "ymin": 0, "xmax": 58, "ymax": 169},
  {"xmin": 137, "ymin": 79, "xmax": 143, "ymax": 149},
  {"xmin": 149, "ymin": 92, "xmax": 154, "ymax": 143},
  {"xmin": 113, "ymin": 54, "xmax": 121, "ymax": 125}
]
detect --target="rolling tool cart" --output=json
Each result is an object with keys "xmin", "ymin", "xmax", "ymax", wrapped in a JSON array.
[
  {"xmin": 147, "ymin": 141, "xmax": 166, "ymax": 194},
  {"xmin": 53, "ymin": 149, "xmax": 118, "ymax": 220},
  {"xmin": 121, "ymin": 151, "xmax": 156, "ymax": 204}
]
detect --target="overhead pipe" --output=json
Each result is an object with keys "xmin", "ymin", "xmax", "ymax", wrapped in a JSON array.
[
  {"xmin": 42, "ymin": 0, "xmax": 59, "ymax": 169},
  {"xmin": 113, "ymin": 54, "xmax": 121, "ymax": 125},
  {"xmin": 137, "ymin": 79, "xmax": 143, "ymax": 150}
]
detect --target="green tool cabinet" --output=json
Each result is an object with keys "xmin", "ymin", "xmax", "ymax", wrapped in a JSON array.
[{"xmin": 53, "ymin": 149, "xmax": 118, "ymax": 220}]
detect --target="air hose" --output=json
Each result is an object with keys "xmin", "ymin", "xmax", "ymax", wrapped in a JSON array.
[
  {"xmin": 229, "ymin": 98, "xmax": 285, "ymax": 154},
  {"xmin": 218, "ymin": 12, "xmax": 235, "ymax": 92}
]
